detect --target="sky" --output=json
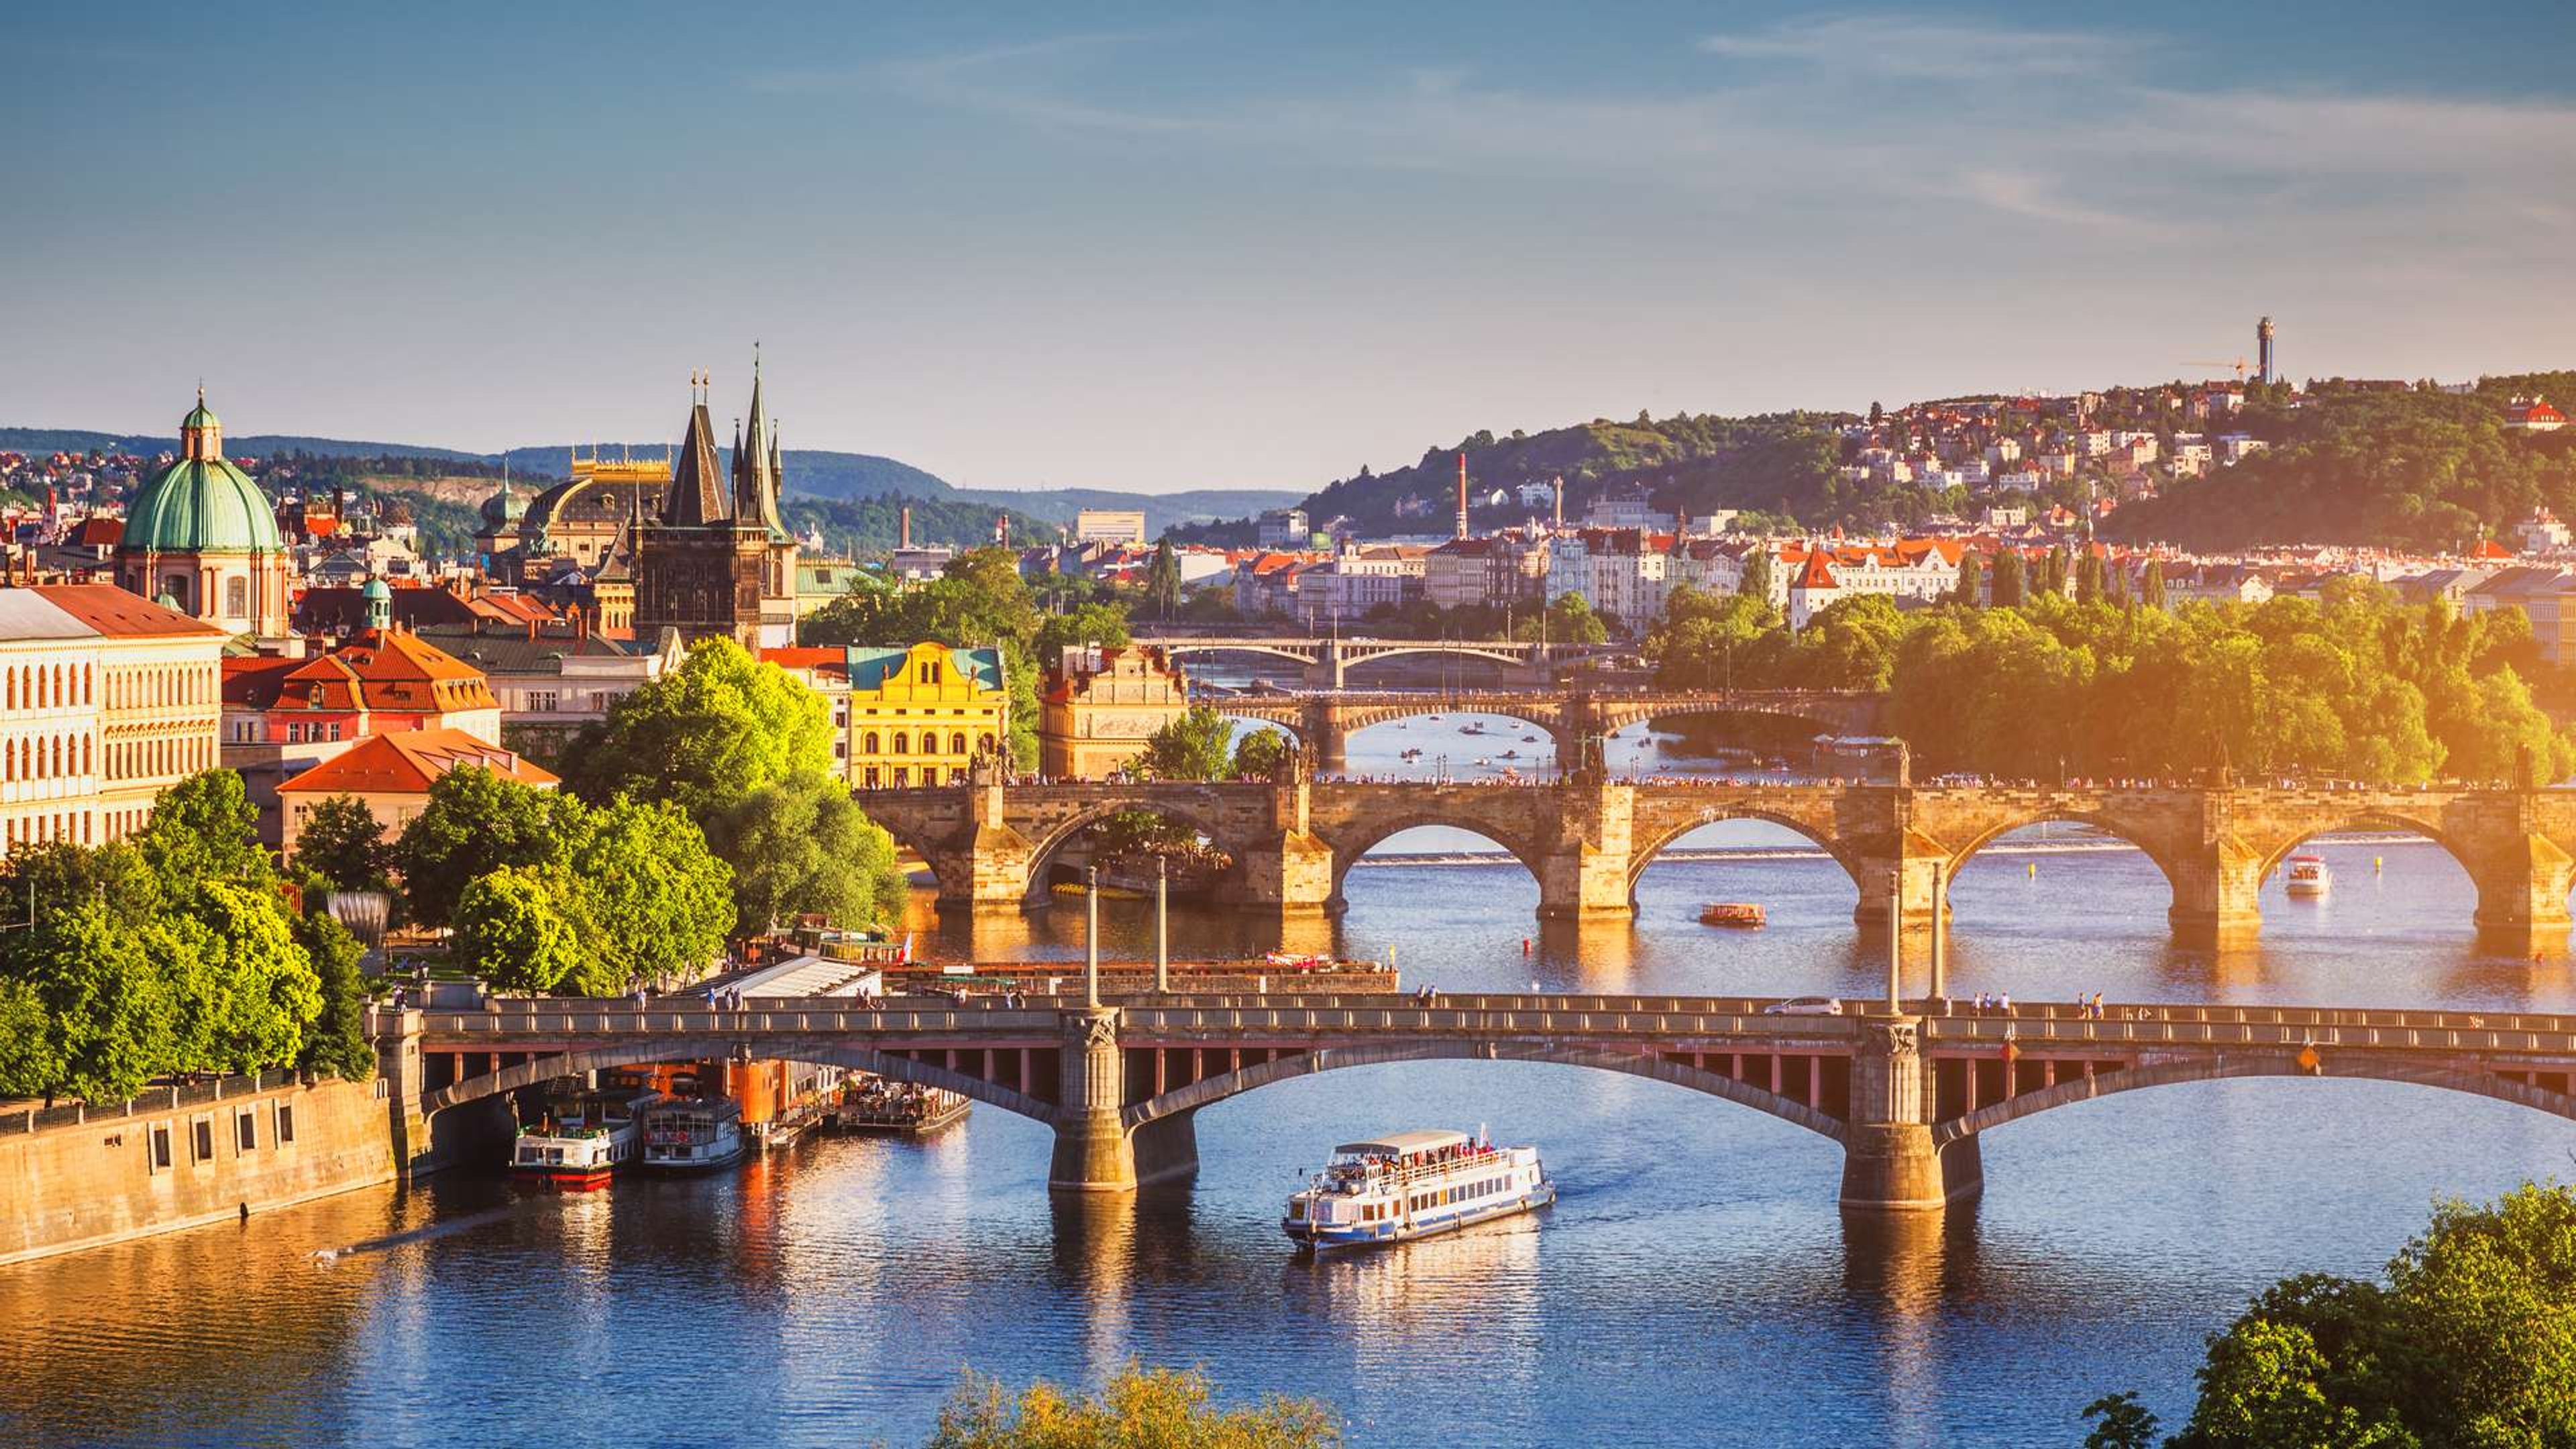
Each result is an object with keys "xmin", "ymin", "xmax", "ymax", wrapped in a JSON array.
[{"xmin": 5, "ymin": 2, "xmax": 2574, "ymax": 493}]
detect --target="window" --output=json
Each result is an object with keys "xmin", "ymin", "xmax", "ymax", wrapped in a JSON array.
[
  {"xmin": 150, "ymin": 1124, "xmax": 172, "ymax": 1172},
  {"xmin": 862, "ymin": 731, "xmax": 879, "ymax": 754},
  {"xmin": 276, "ymin": 1103, "xmax": 295, "ymax": 1145},
  {"xmin": 950, "ymin": 732, "xmax": 967, "ymax": 756},
  {"xmin": 225, "ymin": 576, "xmax": 249, "ymax": 617},
  {"xmin": 864, "ymin": 767, "xmax": 880, "ymax": 788},
  {"xmin": 893, "ymin": 767, "xmax": 910, "ymax": 787},
  {"xmin": 192, "ymin": 1118, "xmax": 213, "ymax": 1163},
  {"xmin": 892, "ymin": 733, "xmax": 909, "ymax": 755},
  {"xmin": 236, "ymin": 1111, "xmax": 257, "ymax": 1151}
]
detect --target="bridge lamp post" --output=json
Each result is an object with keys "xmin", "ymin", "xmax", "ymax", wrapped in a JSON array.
[
  {"xmin": 1928, "ymin": 860, "xmax": 1947, "ymax": 1005},
  {"xmin": 1886, "ymin": 867, "xmax": 1904, "ymax": 1014},
  {"xmin": 1156, "ymin": 857, "xmax": 1170, "ymax": 994},
  {"xmin": 1085, "ymin": 866, "xmax": 1102, "ymax": 1010}
]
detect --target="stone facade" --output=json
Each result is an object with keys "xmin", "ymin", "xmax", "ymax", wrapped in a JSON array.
[{"xmin": 1040, "ymin": 644, "xmax": 1192, "ymax": 780}]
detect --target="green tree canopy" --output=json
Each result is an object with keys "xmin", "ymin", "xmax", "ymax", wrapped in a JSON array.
[
  {"xmin": 562, "ymin": 796, "xmax": 737, "ymax": 989},
  {"xmin": 708, "ymin": 773, "xmax": 909, "ymax": 938},
  {"xmin": 134, "ymin": 769, "xmax": 272, "ymax": 891},
  {"xmin": 293, "ymin": 794, "xmax": 395, "ymax": 897},
  {"xmin": 452, "ymin": 866, "xmax": 588, "ymax": 995},
  {"xmin": 1136, "ymin": 705, "xmax": 1240, "ymax": 782},
  {"xmin": 397, "ymin": 767, "xmax": 580, "ymax": 929},
  {"xmin": 293, "ymin": 908, "xmax": 376, "ymax": 1080},
  {"xmin": 568, "ymin": 637, "xmax": 835, "ymax": 817}
]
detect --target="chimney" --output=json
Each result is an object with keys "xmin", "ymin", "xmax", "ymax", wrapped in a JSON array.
[
  {"xmin": 1552, "ymin": 474, "xmax": 1564, "ymax": 529},
  {"xmin": 1455, "ymin": 452, "xmax": 1470, "ymax": 540},
  {"xmin": 900, "ymin": 506, "xmax": 912, "ymax": 550}
]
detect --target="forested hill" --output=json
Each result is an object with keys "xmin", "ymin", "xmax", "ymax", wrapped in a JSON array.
[
  {"xmin": 2108, "ymin": 373, "xmax": 2576, "ymax": 552},
  {"xmin": 1182, "ymin": 411, "xmax": 1868, "ymax": 541}
]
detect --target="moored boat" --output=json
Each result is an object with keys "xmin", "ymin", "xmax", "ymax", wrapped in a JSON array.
[
  {"xmin": 1699, "ymin": 902, "xmax": 1766, "ymax": 928},
  {"xmin": 2285, "ymin": 854, "xmax": 2332, "ymax": 898},
  {"xmin": 510, "ymin": 1085, "xmax": 661, "ymax": 1187},
  {"xmin": 1284, "ymin": 1128, "xmax": 1553, "ymax": 1252},
  {"xmin": 640, "ymin": 1096, "xmax": 748, "ymax": 1172}
]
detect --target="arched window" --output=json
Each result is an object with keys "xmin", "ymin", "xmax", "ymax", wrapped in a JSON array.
[
  {"xmin": 950, "ymin": 732, "xmax": 968, "ymax": 756},
  {"xmin": 892, "ymin": 733, "xmax": 909, "ymax": 755},
  {"xmin": 979, "ymin": 733, "xmax": 997, "ymax": 753},
  {"xmin": 863, "ymin": 731, "xmax": 879, "ymax": 754}
]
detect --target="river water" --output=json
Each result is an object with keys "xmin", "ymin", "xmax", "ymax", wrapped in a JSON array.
[{"xmin": 6, "ymin": 716, "xmax": 2574, "ymax": 1448}]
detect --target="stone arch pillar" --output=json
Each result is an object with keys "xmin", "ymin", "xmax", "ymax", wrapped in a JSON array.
[
  {"xmin": 1839, "ymin": 1014, "xmax": 1983, "ymax": 1212},
  {"xmin": 2471, "ymin": 833, "xmax": 2576, "ymax": 955}
]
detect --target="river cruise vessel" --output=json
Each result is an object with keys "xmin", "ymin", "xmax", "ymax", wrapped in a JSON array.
[
  {"xmin": 2285, "ymin": 854, "xmax": 2333, "ymax": 898},
  {"xmin": 1700, "ymin": 902, "xmax": 1766, "ymax": 928},
  {"xmin": 510, "ymin": 1085, "xmax": 662, "ymax": 1187},
  {"xmin": 639, "ymin": 1097, "xmax": 748, "ymax": 1172},
  {"xmin": 1283, "ymin": 1128, "xmax": 1553, "ymax": 1252}
]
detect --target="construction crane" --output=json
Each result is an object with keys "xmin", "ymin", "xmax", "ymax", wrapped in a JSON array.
[{"xmin": 2182, "ymin": 358, "xmax": 2251, "ymax": 381}]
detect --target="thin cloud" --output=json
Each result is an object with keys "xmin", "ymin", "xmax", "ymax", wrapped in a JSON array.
[{"xmin": 1698, "ymin": 13, "xmax": 2125, "ymax": 79}]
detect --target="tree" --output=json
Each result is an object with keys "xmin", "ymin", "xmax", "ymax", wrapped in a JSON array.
[
  {"xmin": 926, "ymin": 1362, "xmax": 1340, "ymax": 1449},
  {"xmin": 452, "ymin": 866, "xmax": 587, "ymax": 995},
  {"xmin": 169, "ymin": 881, "xmax": 320, "ymax": 1076},
  {"xmin": 135, "ymin": 769, "xmax": 272, "ymax": 890},
  {"xmin": 2080, "ymin": 1392, "xmax": 2160, "ymax": 1449},
  {"xmin": 1991, "ymin": 549, "xmax": 2027, "ymax": 608},
  {"xmin": 1137, "ymin": 705, "xmax": 1240, "ymax": 782},
  {"xmin": 293, "ymin": 908, "xmax": 376, "ymax": 1080},
  {"xmin": 2076, "ymin": 549, "xmax": 2106, "ymax": 606},
  {"xmin": 563, "ymin": 796, "xmax": 735, "ymax": 990},
  {"xmin": 568, "ymin": 637, "xmax": 835, "ymax": 817},
  {"xmin": 2145, "ymin": 1182, "xmax": 2576, "ymax": 1448},
  {"xmin": 1145, "ymin": 538, "xmax": 1182, "ymax": 618},
  {"xmin": 292, "ymin": 794, "xmax": 394, "ymax": 896},
  {"xmin": 1032, "ymin": 601, "xmax": 1132, "ymax": 668},
  {"xmin": 2143, "ymin": 558, "xmax": 2168, "ymax": 610},
  {"xmin": 2041, "ymin": 543, "xmax": 2070, "ymax": 598},
  {"xmin": 1231, "ymin": 727, "xmax": 1293, "ymax": 782},
  {"xmin": 0, "ymin": 902, "xmax": 172, "ymax": 1104},
  {"xmin": 397, "ymin": 767, "xmax": 577, "ymax": 929},
  {"xmin": 1530, "ymin": 591, "xmax": 1611, "ymax": 645},
  {"xmin": 1951, "ymin": 551, "xmax": 1984, "ymax": 606},
  {"xmin": 1739, "ymin": 547, "xmax": 1774, "ymax": 602},
  {"xmin": 708, "ymin": 773, "xmax": 909, "ymax": 938}
]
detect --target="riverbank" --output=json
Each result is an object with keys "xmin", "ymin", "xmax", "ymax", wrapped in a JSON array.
[{"xmin": 0, "ymin": 1074, "xmax": 395, "ymax": 1267}]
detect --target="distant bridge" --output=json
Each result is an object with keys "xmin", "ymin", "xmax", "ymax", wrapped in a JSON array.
[
  {"xmin": 377, "ymin": 992, "xmax": 2576, "ymax": 1210},
  {"xmin": 1141, "ymin": 634, "xmax": 1620, "ymax": 687},
  {"xmin": 856, "ymin": 771, "xmax": 2576, "ymax": 949},
  {"xmin": 1206, "ymin": 688, "xmax": 1882, "ymax": 771}
]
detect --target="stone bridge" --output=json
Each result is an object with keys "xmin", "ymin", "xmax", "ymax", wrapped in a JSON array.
[
  {"xmin": 1144, "ymin": 635, "xmax": 1619, "ymax": 688},
  {"xmin": 376, "ymin": 993, "xmax": 2576, "ymax": 1212},
  {"xmin": 856, "ymin": 773, "xmax": 2576, "ymax": 949},
  {"xmin": 1208, "ymin": 688, "xmax": 1882, "ymax": 773}
]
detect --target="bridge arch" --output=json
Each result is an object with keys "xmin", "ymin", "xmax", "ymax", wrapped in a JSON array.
[
  {"xmin": 2247, "ymin": 810, "xmax": 2485, "ymax": 885},
  {"xmin": 1021, "ymin": 795, "xmax": 1256, "ymax": 902},
  {"xmin": 1316, "ymin": 812, "xmax": 1551, "ymax": 905},
  {"xmin": 1121, "ymin": 1038, "xmax": 1849, "ymax": 1142},
  {"xmin": 1943, "ymin": 810, "xmax": 2190, "ymax": 900},
  {"xmin": 1625, "ymin": 808, "xmax": 1866, "ymax": 896},
  {"xmin": 418, "ymin": 1035, "xmax": 1061, "ymax": 1125},
  {"xmin": 1935, "ymin": 1053, "xmax": 2576, "ymax": 1144},
  {"xmin": 1159, "ymin": 642, "xmax": 1320, "ymax": 672}
]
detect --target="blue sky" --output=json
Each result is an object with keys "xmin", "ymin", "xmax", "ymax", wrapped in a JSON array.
[{"xmin": 5, "ymin": 3, "xmax": 2572, "ymax": 492}]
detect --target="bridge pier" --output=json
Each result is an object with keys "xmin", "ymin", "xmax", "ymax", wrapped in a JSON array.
[
  {"xmin": 1839, "ymin": 1016, "xmax": 1982, "ymax": 1213},
  {"xmin": 2473, "ymin": 834, "xmax": 2576, "ymax": 955},
  {"xmin": 1850, "ymin": 851, "xmax": 1947, "ymax": 938},
  {"xmin": 1538, "ymin": 780, "xmax": 1636, "ymax": 920},
  {"xmin": 1047, "ymin": 1008, "xmax": 1201, "ymax": 1192}
]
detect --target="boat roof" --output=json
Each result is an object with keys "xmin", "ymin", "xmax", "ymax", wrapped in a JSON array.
[{"xmin": 1335, "ymin": 1129, "xmax": 1470, "ymax": 1156}]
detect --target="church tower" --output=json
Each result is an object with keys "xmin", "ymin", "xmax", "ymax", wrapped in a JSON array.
[
  {"xmin": 731, "ymin": 350, "xmax": 800, "ymax": 647},
  {"xmin": 633, "ymin": 372, "xmax": 769, "ymax": 649}
]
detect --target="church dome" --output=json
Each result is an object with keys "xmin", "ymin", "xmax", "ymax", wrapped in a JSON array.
[
  {"xmin": 480, "ymin": 481, "xmax": 525, "ymax": 527},
  {"xmin": 122, "ymin": 390, "xmax": 282, "ymax": 555}
]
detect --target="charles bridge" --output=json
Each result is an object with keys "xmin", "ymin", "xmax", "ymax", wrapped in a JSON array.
[
  {"xmin": 1206, "ymin": 687, "xmax": 1882, "ymax": 773},
  {"xmin": 853, "ymin": 769, "xmax": 2576, "ymax": 949},
  {"xmin": 376, "ymin": 991, "xmax": 2576, "ymax": 1212}
]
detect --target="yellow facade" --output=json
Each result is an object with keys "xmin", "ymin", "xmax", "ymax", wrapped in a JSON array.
[{"xmin": 845, "ymin": 642, "xmax": 1006, "ymax": 788}]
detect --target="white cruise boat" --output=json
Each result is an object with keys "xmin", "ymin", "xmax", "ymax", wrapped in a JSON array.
[
  {"xmin": 1284, "ymin": 1128, "xmax": 1553, "ymax": 1252},
  {"xmin": 639, "ymin": 1097, "xmax": 748, "ymax": 1172},
  {"xmin": 2285, "ymin": 854, "xmax": 2332, "ymax": 898},
  {"xmin": 510, "ymin": 1085, "xmax": 661, "ymax": 1187}
]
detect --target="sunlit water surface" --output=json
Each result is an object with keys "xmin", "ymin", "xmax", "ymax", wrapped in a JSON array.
[{"xmin": 4, "ymin": 719, "xmax": 2572, "ymax": 1447}]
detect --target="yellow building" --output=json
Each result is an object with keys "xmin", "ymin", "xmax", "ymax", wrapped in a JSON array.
[{"xmin": 843, "ymin": 643, "xmax": 1006, "ymax": 788}]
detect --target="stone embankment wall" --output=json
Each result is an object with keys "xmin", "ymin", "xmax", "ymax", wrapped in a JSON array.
[{"xmin": 0, "ymin": 1073, "xmax": 395, "ymax": 1266}]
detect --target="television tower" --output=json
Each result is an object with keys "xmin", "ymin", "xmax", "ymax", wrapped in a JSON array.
[
  {"xmin": 1455, "ymin": 452, "xmax": 1470, "ymax": 540},
  {"xmin": 2257, "ymin": 316, "xmax": 2276, "ymax": 386}
]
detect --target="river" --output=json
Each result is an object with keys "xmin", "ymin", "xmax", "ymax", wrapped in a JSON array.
[{"xmin": 3, "ymin": 716, "xmax": 2571, "ymax": 1447}]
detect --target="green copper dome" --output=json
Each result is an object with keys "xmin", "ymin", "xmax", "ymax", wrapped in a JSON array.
[
  {"xmin": 125, "ymin": 455, "xmax": 282, "ymax": 553},
  {"xmin": 182, "ymin": 398, "xmax": 219, "ymax": 432}
]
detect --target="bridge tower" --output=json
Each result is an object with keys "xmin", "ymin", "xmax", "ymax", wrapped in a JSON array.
[{"xmin": 1839, "ymin": 1014, "xmax": 1982, "ymax": 1212}]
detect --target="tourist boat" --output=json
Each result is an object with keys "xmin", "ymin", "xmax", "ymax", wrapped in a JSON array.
[
  {"xmin": 1283, "ymin": 1128, "xmax": 1554, "ymax": 1252},
  {"xmin": 2285, "ymin": 854, "xmax": 2332, "ymax": 898},
  {"xmin": 1699, "ymin": 902, "xmax": 1766, "ymax": 928},
  {"xmin": 1500, "ymin": 749, "xmax": 1520, "ymax": 759},
  {"xmin": 639, "ymin": 1096, "xmax": 749, "ymax": 1172},
  {"xmin": 509, "ymin": 1085, "xmax": 662, "ymax": 1187}
]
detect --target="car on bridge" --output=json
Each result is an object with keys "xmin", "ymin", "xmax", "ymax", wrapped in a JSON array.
[{"xmin": 1762, "ymin": 997, "xmax": 1844, "ymax": 1016}]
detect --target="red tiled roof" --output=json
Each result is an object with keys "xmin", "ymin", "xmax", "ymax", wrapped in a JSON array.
[{"xmin": 280, "ymin": 728, "xmax": 558, "ymax": 796}]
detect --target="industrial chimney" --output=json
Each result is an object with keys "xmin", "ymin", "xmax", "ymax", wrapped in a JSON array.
[
  {"xmin": 2257, "ymin": 316, "xmax": 2277, "ymax": 386},
  {"xmin": 1455, "ymin": 452, "xmax": 1470, "ymax": 540},
  {"xmin": 1552, "ymin": 474, "xmax": 1564, "ymax": 529},
  {"xmin": 900, "ymin": 505, "xmax": 912, "ymax": 550}
]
